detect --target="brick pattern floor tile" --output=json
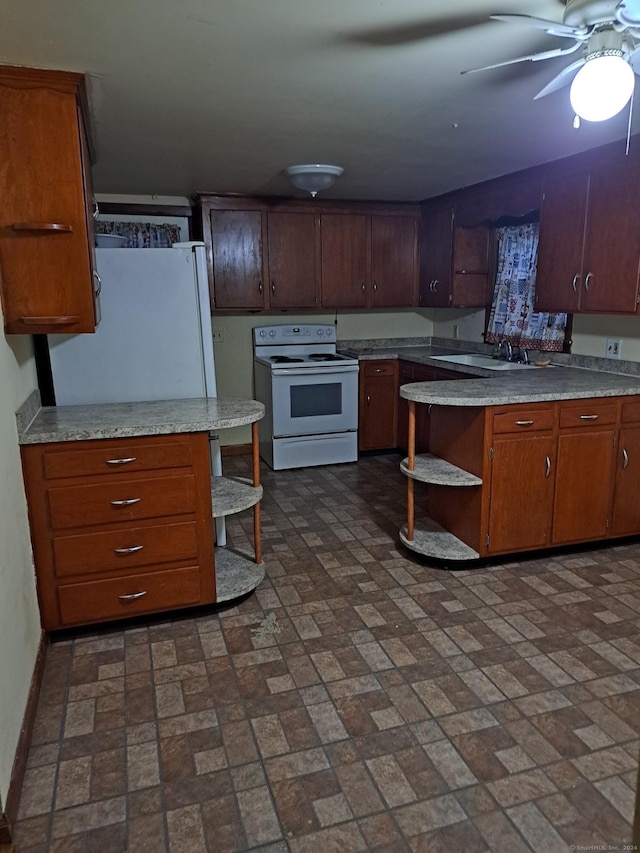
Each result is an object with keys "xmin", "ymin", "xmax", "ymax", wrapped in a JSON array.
[{"xmin": 12, "ymin": 453, "xmax": 640, "ymax": 851}]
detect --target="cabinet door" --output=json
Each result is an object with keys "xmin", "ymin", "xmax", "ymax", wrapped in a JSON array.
[
  {"xmin": 451, "ymin": 225, "xmax": 491, "ymax": 308},
  {"xmin": 552, "ymin": 429, "xmax": 615, "ymax": 544},
  {"xmin": 320, "ymin": 214, "xmax": 368, "ymax": 307},
  {"xmin": 611, "ymin": 425, "xmax": 640, "ymax": 536},
  {"xmin": 419, "ymin": 205, "xmax": 453, "ymax": 307},
  {"xmin": 359, "ymin": 361, "xmax": 398, "ymax": 450},
  {"xmin": 488, "ymin": 434, "xmax": 556, "ymax": 554},
  {"xmin": 581, "ymin": 162, "xmax": 640, "ymax": 313},
  {"xmin": 397, "ymin": 361, "xmax": 414, "ymax": 453},
  {"xmin": 267, "ymin": 212, "xmax": 318, "ymax": 308},
  {"xmin": 210, "ymin": 209, "xmax": 265, "ymax": 309},
  {"xmin": 535, "ymin": 172, "xmax": 588, "ymax": 314},
  {"xmin": 0, "ymin": 77, "xmax": 97, "ymax": 334},
  {"xmin": 370, "ymin": 215, "xmax": 418, "ymax": 307}
]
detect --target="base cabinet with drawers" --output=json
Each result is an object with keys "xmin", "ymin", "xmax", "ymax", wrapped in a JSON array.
[
  {"xmin": 21, "ymin": 424, "xmax": 266, "ymax": 630},
  {"xmin": 400, "ymin": 395, "xmax": 640, "ymax": 562}
]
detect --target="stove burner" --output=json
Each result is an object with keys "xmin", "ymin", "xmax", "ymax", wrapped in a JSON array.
[
  {"xmin": 308, "ymin": 353, "xmax": 343, "ymax": 361},
  {"xmin": 271, "ymin": 355, "xmax": 304, "ymax": 364}
]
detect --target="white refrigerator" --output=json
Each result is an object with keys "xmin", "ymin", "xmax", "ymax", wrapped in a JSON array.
[{"xmin": 47, "ymin": 242, "xmax": 226, "ymax": 543}]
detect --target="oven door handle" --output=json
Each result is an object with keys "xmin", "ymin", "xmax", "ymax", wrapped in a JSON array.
[{"xmin": 272, "ymin": 366, "xmax": 360, "ymax": 376}]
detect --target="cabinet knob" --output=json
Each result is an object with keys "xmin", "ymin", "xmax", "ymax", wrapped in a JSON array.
[
  {"xmin": 622, "ymin": 448, "xmax": 629, "ymax": 469},
  {"xmin": 366, "ymin": 395, "xmax": 371, "ymax": 406},
  {"xmin": 258, "ymin": 280, "xmax": 263, "ymax": 295},
  {"xmin": 373, "ymin": 280, "xmax": 378, "ymax": 293},
  {"xmin": 572, "ymin": 274, "xmax": 580, "ymax": 293},
  {"xmin": 361, "ymin": 281, "xmax": 365, "ymax": 293},
  {"xmin": 544, "ymin": 456, "xmax": 551, "ymax": 478},
  {"xmin": 584, "ymin": 272, "xmax": 593, "ymax": 291},
  {"xmin": 93, "ymin": 270, "xmax": 102, "ymax": 296},
  {"xmin": 271, "ymin": 280, "xmax": 275, "ymax": 295}
]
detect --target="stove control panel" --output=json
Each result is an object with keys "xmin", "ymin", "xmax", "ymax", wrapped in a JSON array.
[{"xmin": 254, "ymin": 324, "xmax": 336, "ymax": 344}]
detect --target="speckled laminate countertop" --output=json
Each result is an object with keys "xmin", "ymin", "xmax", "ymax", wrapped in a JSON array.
[
  {"xmin": 400, "ymin": 367, "xmax": 640, "ymax": 406},
  {"xmin": 339, "ymin": 341, "xmax": 640, "ymax": 406},
  {"xmin": 17, "ymin": 394, "xmax": 265, "ymax": 445}
]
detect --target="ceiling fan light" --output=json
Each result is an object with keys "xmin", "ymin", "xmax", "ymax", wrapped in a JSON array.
[
  {"xmin": 569, "ymin": 52, "xmax": 635, "ymax": 122},
  {"xmin": 285, "ymin": 164, "xmax": 343, "ymax": 197}
]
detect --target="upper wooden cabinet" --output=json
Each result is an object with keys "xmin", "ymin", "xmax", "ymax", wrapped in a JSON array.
[
  {"xmin": 267, "ymin": 212, "xmax": 318, "ymax": 309},
  {"xmin": 0, "ymin": 66, "xmax": 99, "ymax": 335},
  {"xmin": 419, "ymin": 203, "xmax": 491, "ymax": 309},
  {"xmin": 536, "ymin": 157, "xmax": 640, "ymax": 314},
  {"xmin": 209, "ymin": 208, "xmax": 266, "ymax": 309},
  {"xmin": 370, "ymin": 216, "xmax": 418, "ymax": 307},
  {"xmin": 197, "ymin": 195, "xmax": 420, "ymax": 312},
  {"xmin": 320, "ymin": 213, "xmax": 368, "ymax": 308}
]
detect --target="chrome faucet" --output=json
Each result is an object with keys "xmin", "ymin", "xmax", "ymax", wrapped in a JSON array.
[{"xmin": 499, "ymin": 338, "xmax": 513, "ymax": 362}]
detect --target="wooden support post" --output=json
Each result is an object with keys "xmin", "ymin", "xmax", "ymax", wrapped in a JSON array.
[
  {"xmin": 252, "ymin": 421, "xmax": 262, "ymax": 564},
  {"xmin": 407, "ymin": 400, "xmax": 416, "ymax": 541}
]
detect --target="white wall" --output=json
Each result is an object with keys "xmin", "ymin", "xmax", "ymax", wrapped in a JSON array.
[
  {"xmin": 213, "ymin": 309, "xmax": 433, "ymax": 445},
  {"xmin": 0, "ymin": 328, "xmax": 41, "ymax": 808}
]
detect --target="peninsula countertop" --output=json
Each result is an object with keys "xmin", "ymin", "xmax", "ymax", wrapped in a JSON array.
[
  {"xmin": 339, "ymin": 340, "xmax": 640, "ymax": 406},
  {"xmin": 17, "ymin": 395, "xmax": 265, "ymax": 445}
]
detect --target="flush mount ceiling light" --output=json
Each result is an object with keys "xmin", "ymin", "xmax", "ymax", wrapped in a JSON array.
[
  {"xmin": 285, "ymin": 164, "xmax": 343, "ymax": 197},
  {"xmin": 570, "ymin": 47, "xmax": 635, "ymax": 121}
]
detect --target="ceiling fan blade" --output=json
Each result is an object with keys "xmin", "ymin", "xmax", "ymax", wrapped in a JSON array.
[
  {"xmin": 616, "ymin": 0, "xmax": 640, "ymax": 26},
  {"xmin": 533, "ymin": 58, "xmax": 587, "ymax": 99},
  {"xmin": 462, "ymin": 42, "xmax": 582, "ymax": 76},
  {"xmin": 344, "ymin": 12, "xmax": 489, "ymax": 46},
  {"xmin": 491, "ymin": 13, "xmax": 589, "ymax": 39}
]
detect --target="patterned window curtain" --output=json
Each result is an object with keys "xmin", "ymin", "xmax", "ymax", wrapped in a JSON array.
[
  {"xmin": 95, "ymin": 221, "xmax": 182, "ymax": 248},
  {"xmin": 486, "ymin": 223, "xmax": 567, "ymax": 353}
]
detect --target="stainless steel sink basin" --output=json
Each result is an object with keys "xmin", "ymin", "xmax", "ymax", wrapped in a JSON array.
[{"xmin": 431, "ymin": 353, "xmax": 542, "ymax": 371}]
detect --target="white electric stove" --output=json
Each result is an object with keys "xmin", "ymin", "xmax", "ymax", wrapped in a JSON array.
[{"xmin": 253, "ymin": 324, "xmax": 359, "ymax": 470}]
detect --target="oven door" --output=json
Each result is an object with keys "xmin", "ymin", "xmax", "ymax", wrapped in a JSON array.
[{"xmin": 271, "ymin": 365, "xmax": 359, "ymax": 437}]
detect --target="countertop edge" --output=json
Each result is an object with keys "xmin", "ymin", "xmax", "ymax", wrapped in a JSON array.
[{"xmin": 17, "ymin": 397, "xmax": 265, "ymax": 446}]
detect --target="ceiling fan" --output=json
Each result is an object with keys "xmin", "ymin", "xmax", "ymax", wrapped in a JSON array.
[{"xmin": 463, "ymin": 0, "xmax": 640, "ymax": 121}]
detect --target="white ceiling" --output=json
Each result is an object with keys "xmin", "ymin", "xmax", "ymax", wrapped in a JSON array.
[{"xmin": 2, "ymin": 0, "xmax": 637, "ymax": 202}]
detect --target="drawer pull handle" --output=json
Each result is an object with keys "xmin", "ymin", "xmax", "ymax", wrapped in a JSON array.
[
  {"xmin": 622, "ymin": 448, "xmax": 629, "ymax": 469},
  {"xmin": 114, "ymin": 545, "xmax": 144, "ymax": 554},
  {"xmin": 545, "ymin": 456, "xmax": 551, "ymax": 478},
  {"xmin": 106, "ymin": 456, "xmax": 137, "ymax": 466},
  {"xmin": 374, "ymin": 368, "xmax": 384, "ymax": 373},
  {"xmin": 579, "ymin": 414, "xmax": 598, "ymax": 420},
  {"xmin": 18, "ymin": 315, "xmax": 80, "ymax": 325},
  {"xmin": 118, "ymin": 590, "xmax": 148, "ymax": 601},
  {"xmin": 515, "ymin": 420, "xmax": 534, "ymax": 426},
  {"xmin": 111, "ymin": 497, "xmax": 141, "ymax": 506},
  {"xmin": 366, "ymin": 395, "xmax": 371, "ymax": 406},
  {"xmin": 11, "ymin": 222, "xmax": 73, "ymax": 232}
]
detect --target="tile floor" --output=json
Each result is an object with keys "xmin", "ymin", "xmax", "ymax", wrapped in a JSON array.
[{"xmin": 12, "ymin": 452, "xmax": 640, "ymax": 852}]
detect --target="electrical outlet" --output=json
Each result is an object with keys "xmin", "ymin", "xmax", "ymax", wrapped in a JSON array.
[
  {"xmin": 212, "ymin": 329, "xmax": 225, "ymax": 343},
  {"xmin": 606, "ymin": 337, "xmax": 622, "ymax": 359},
  {"xmin": 453, "ymin": 324, "xmax": 459, "ymax": 340}
]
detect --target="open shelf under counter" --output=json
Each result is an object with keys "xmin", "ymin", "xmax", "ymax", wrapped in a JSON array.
[
  {"xmin": 400, "ymin": 521, "xmax": 480, "ymax": 561},
  {"xmin": 400, "ymin": 454, "xmax": 482, "ymax": 487},
  {"xmin": 212, "ymin": 476, "xmax": 263, "ymax": 518},
  {"xmin": 215, "ymin": 547, "xmax": 265, "ymax": 602}
]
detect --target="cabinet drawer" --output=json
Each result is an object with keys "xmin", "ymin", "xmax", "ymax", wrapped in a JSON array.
[
  {"xmin": 621, "ymin": 398, "xmax": 640, "ymax": 423},
  {"xmin": 493, "ymin": 406, "xmax": 555, "ymax": 434},
  {"xmin": 53, "ymin": 521, "xmax": 199, "ymax": 579},
  {"xmin": 48, "ymin": 475, "xmax": 196, "ymax": 530},
  {"xmin": 42, "ymin": 437, "xmax": 193, "ymax": 480},
  {"xmin": 363, "ymin": 360, "xmax": 397, "ymax": 377},
  {"xmin": 57, "ymin": 565, "xmax": 204, "ymax": 626},
  {"xmin": 559, "ymin": 401, "xmax": 617, "ymax": 429}
]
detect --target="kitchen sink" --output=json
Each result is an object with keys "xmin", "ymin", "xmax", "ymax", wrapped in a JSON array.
[{"xmin": 430, "ymin": 353, "xmax": 543, "ymax": 371}]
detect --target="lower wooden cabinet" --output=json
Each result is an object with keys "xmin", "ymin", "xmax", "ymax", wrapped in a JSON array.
[
  {"xmin": 552, "ymin": 399, "xmax": 617, "ymax": 544},
  {"xmin": 488, "ymin": 430, "xmax": 556, "ymax": 555},
  {"xmin": 359, "ymin": 360, "xmax": 398, "ymax": 450},
  {"xmin": 401, "ymin": 394, "xmax": 640, "ymax": 562},
  {"xmin": 21, "ymin": 432, "xmax": 216, "ymax": 630}
]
